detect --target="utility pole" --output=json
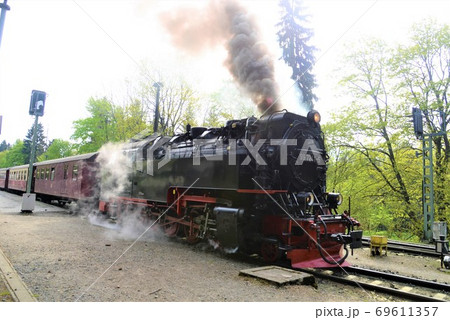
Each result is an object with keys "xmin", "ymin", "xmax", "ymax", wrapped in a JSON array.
[
  {"xmin": 22, "ymin": 90, "xmax": 46, "ymax": 213},
  {"xmin": 153, "ymin": 82, "xmax": 163, "ymax": 134},
  {"xmin": 412, "ymin": 108, "xmax": 447, "ymax": 241},
  {"xmin": 0, "ymin": 0, "xmax": 10, "ymax": 49},
  {"xmin": 0, "ymin": 1, "xmax": 10, "ymax": 135}
]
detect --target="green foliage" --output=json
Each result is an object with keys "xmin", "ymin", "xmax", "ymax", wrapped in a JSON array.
[
  {"xmin": 72, "ymin": 97, "xmax": 150, "ymax": 153},
  {"xmin": 38, "ymin": 139, "xmax": 74, "ymax": 161},
  {"xmin": 391, "ymin": 18, "xmax": 450, "ymax": 221},
  {"xmin": 202, "ymin": 81, "xmax": 257, "ymax": 128},
  {"xmin": 276, "ymin": 0, "xmax": 317, "ymax": 109},
  {"xmin": 0, "ymin": 140, "xmax": 27, "ymax": 167},
  {"xmin": 202, "ymin": 90, "xmax": 236, "ymax": 128},
  {"xmin": 0, "ymin": 140, "xmax": 10, "ymax": 152},
  {"xmin": 72, "ymin": 97, "xmax": 116, "ymax": 153},
  {"xmin": 23, "ymin": 122, "xmax": 47, "ymax": 164},
  {"xmin": 323, "ymin": 22, "xmax": 450, "ymax": 239}
]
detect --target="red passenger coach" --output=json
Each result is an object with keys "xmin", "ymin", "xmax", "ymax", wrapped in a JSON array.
[
  {"xmin": 34, "ymin": 153, "xmax": 99, "ymax": 203},
  {"xmin": 0, "ymin": 168, "xmax": 9, "ymax": 189},
  {"xmin": 8, "ymin": 165, "xmax": 29, "ymax": 192}
]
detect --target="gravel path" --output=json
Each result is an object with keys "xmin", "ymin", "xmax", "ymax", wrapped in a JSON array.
[{"xmin": 0, "ymin": 191, "xmax": 405, "ymax": 302}]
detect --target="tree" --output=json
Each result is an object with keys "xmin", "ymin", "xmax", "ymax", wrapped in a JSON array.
[
  {"xmin": 72, "ymin": 96, "xmax": 152, "ymax": 153},
  {"xmin": 202, "ymin": 91, "xmax": 236, "ymax": 128},
  {"xmin": 276, "ymin": 0, "xmax": 317, "ymax": 109},
  {"xmin": 113, "ymin": 99, "xmax": 149, "ymax": 141},
  {"xmin": 392, "ymin": 19, "xmax": 450, "ymax": 220},
  {"xmin": 38, "ymin": 139, "xmax": 74, "ymax": 161},
  {"xmin": 138, "ymin": 70, "xmax": 201, "ymax": 135},
  {"xmin": 324, "ymin": 38, "xmax": 422, "ymax": 236},
  {"xmin": 22, "ymin": 122, "xmax": 47, "ymax": 164},
  {"xmin": 0, "ymin": 140, "xmax": 27, "ymax": 167},
  {"xmin": 72, "ymin": 97, "xmax": 115, "ymax": 153},
  {"xmin": 0, "ymin": 140, "xmax": 10, "ymax": 152},
  {"xmin": 202, "ymin": 81, "xmax": 256, "ymax": 128}
]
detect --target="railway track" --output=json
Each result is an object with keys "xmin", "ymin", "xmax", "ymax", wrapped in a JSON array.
[
  {"xmin": 299, "ymin": 266, "xmax": 450, "ymax": 302},
  {"xmin": 361, "ymin": 236, "xmax": 440, "ymax": 257}
]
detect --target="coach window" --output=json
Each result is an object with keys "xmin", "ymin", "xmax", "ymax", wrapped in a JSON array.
[
  {"xmin": 45, "ymin": 168, "xmax": 50, "ymax": 180},
  {"xmin": 72, "ymin": 165, "xmax": 78, "ymax": 180},
  {"xmin": 50, "ymin": 168, "xmax": 55, "ymax": 181},
  {"xmin": 63, "ymin": 165, "xmax": 68, "ymax": 180}
]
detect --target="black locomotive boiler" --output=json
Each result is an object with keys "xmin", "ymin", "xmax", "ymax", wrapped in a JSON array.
[{"xmin": 100, "ymin": 110, "xmax": 362, "ymax": 268}]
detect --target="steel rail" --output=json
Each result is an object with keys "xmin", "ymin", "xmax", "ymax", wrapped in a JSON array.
[
  {"xmin": 361, "ymin": 237, "xmax": 440, "ymax": 257},
  {"xmin": 298, "ymin": 267, "xmax": 448, "ymax": 302},
  {"xmin": 345, "ymin": 266, "xmax": 450, "ymax": 292}
]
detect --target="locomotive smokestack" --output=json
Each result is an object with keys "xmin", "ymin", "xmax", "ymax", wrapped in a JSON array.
[{"xmin": 160, "ymin": 0, "xmax": 280, "ymax": 114}]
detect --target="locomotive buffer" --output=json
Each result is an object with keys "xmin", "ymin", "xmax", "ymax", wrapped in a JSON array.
[{"xmin": 21, "ymin": 90, "xmax": 46, "ymax": 213}]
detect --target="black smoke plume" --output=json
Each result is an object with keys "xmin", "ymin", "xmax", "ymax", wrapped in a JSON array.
[{"xmin": 160, "ymin": 0, "xmax": 281, "ymax": 114}]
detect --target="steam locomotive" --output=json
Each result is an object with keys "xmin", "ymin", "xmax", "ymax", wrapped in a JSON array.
[
  {"xmin": 0, "ymin": 109, "xmax": 362, "ymax": 267},
  {"xmin": 100, "ymin": 109, "xmax": 363, "ymax": 268}
]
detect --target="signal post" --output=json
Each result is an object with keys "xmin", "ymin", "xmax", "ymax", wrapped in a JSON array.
[
  {"xmin": 21, "ymin": 90, "xmax": 46, "ymax": 212},
  {"xmin": 412, "ymin": 108, "xmax": 447, "ymax": 241}
]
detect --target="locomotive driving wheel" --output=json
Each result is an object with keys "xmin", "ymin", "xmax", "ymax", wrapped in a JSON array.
[{"xmin": 161, "ymin": 211, "xmax": 179, "ymax": 237}]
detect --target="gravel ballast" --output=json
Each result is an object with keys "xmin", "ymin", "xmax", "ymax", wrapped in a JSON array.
[{"xmin": 0, "ymin": 191, "xmax": 413, "ymax": 302}]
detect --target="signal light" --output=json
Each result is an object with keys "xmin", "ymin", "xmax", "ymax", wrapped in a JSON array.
[{"xmin": 29, "ymin": 90, "xmax": 46, "ymax": 116}]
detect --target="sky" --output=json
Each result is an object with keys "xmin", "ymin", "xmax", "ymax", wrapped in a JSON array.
[{"xmin": 0, "ymin": 0, "xmax": 449, "ymax": 145}]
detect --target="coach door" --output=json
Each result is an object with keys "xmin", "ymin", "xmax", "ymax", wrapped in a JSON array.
[{"xmin": 61, "ymin": 164, "xmax": 69, "ymax": 196}]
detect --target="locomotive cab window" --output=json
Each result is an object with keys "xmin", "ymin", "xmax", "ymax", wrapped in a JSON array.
[{"xmin": 72, "ymin": 165, "xmax": 78, "ymax": 180}]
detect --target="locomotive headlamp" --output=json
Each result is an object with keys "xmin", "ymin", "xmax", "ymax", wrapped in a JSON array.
[
  {"xmin": 326, "ymin": 193, "xmax": 343, "ymax": 209},
  {"xmin": 297, "ymin": 192, "xmax": 314, "ymax": 206},
  {"xmin": 307, "ymin": 110, "xmax": 321, "ymax": 124}
]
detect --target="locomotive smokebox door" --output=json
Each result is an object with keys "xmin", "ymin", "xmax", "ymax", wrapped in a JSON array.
[{"xmin": 214, "ymin": 207, "xmax": 244, "ymax": 249}]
